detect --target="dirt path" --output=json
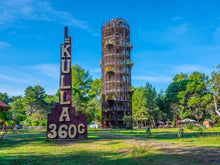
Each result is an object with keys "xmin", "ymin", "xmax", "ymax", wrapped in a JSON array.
[{"xmin": 108, "ymin": 132, "xmax": 220, "ymax": 165}]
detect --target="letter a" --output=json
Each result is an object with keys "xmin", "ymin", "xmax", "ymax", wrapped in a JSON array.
[{"xmin": 59, "ymin": 107, "xmax": 70, "ymax": 122}]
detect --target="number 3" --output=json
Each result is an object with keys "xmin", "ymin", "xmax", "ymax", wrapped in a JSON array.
[{"xmin": 48, "ymin": 124, "xmax": 57, "ymax": 139}]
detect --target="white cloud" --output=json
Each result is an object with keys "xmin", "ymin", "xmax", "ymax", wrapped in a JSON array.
[
  {"xmin": 0, "ymin": 41, "xmax": 11, "ymax": 48},
  {"xmin": 174, "ymin": 65, "xmax": 212, "ymax": 74},
  {"xmin": 0, "ymin": 73, "xmax": 28, "ymax": 83},
  {"xmin": 132, "ymin": 76, "xmax": 172, "ymax": 83},
  {"xmin": 0, "ymin": 64, "xmax": 60, "ymax": 96},
  {"xmin": 0, "ymin": 0, "xmax": 88, "ymax": 29},
  {"xmin": 30, "ymin": 64, "xmax": 59, "ymax": 79},
  {"xmin": 0, "ymin": 84, "xmax": 25, "ymax": 96}
]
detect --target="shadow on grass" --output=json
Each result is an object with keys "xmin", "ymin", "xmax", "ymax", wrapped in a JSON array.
[
  {"xmin": 108, "ymin": 129, "xmax": 220, "ymax": 141},
  {"xmin": 0, "ymin": 130, "xmax": 133, "ymax": 149},
  {"xmin": 0, "ymin": 150, "xmax": 206, "ymax": 165},
  {"xmin": 1, "ymin": 130, "xmax": 220, "ymax": 165}
]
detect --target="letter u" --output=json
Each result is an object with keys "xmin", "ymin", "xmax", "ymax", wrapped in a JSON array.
[{"xmin": 61, "ymin": 59, "xmax": 71, "ymax": 73}]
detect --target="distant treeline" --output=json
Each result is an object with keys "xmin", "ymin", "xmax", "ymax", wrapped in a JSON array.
[{"xmin": 0, "ymin": 64, "xmax": 220, "ymax": 128}]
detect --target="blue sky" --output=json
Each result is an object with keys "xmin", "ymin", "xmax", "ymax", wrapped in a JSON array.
[{"xmin": 0, "ymin": 0, "xmax": 220, "ymax": 96}]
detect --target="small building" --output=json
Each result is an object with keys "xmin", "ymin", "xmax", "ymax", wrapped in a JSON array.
[
  {"xmin": 203, "ymin": 119, "xmax": 214, "ymax": 128},
  {"xmin": 0, "ymin": 99, "xmax": 11, "ymax": 130},
  {"xmin": 0, "ymin": 99, "xmax": 10, "ymax": 111}
]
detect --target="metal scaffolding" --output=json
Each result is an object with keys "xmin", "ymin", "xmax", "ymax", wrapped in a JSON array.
[{"xmin": 101, "ymin": 18, "xmax": 133, "ymax": 128}]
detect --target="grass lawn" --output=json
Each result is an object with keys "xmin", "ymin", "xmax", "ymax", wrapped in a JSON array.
[
  {"xmin": 0, "ymin": 128, "xmax": 219, "ymax": 165},
  {"xmin": 109, "ymin": 127, "xmax": 220, "ymax": 147}
]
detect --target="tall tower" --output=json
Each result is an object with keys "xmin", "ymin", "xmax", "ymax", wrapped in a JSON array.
[{"xmin": 101, "ymin": 18, "xmax": 133, "ymax": 128}]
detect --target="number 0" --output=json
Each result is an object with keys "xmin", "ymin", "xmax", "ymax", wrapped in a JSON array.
[{"xmin": 68, "ymin": 124, "xmax": 77, "ymax": 138}]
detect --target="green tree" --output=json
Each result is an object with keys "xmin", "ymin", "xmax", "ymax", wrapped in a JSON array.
[
  {"xmin": 164, "ymin": 79, "xmax": 189, "ymax": 119},
  {"xmin": 186, "ymin": 72, "xmax": 209, "ymax": 122},
  {"xmin": 173, "ymin": 73, "xmax": 188, "ymax": 82},
  {"xmin": 132, "ymin": 83, "xmax": 159, "ymax": 127},
  {"xmin": 164, "ymin": 72, "xmax": 210, "ymax": 122},
  {"xmin": 0, "ymin": 92, "xmax": 11, "ymax": 104},
  {"xmin": 132, "ymin": 87, "xmax": 147, "ymax": 125},
  {"xmin": 23, "ymin": 85, "xmax": 48, "ymax": 118},
  {"xmin": 144, "ymin": 83, "xmax": 158, "ymax": 127},
  {"xmin": 15, "ymin": 114, "xmax": 26, "ymax": 124},
  {"xmin": 71, "ymin": 64, "xmax": 93, "ymax": 122},
  {"xmin": 87, "ymin": 79, "xmax": 102, "ymax": 123},
  {"xmin": 9, "ymin": 96, "xmax": 25, "ymax": 121},
  {"xmin": 44, "ymin": 94, "xmax": 58, "ymax": 115}
]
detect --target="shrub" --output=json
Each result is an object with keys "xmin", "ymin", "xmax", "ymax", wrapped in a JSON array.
[
  {"xmin": 5, "ymin": 120, "xmax": 15, "ymax": 126},
  {"xmin": 15, "ymin": 114, "xmax": 27, "ymax": 124},
  {"xmin": 38, "ymin": 120, "xmax": 47, "ymax": 126},
  {"xmin": 29, "ymin": 113, "xmax": 41, "ymax": 121},
  {"xmin": 32, "ymin": 120, "xmax": 39, "ymax": 126},
  {"xmin": 123, "ymin": 116, "xmax": 134, "ymax": 129},
  {"xmin": 214, "ymin": 123, "xmax": 220, "ymax": 127},
  {"xmin": 132, "ymin": 142, "xmax": 151, "ymax": 155},
  {"xmin": 185, "ymin": 123, "xmax": 194, "ymax": 130},
  {"xmin": 43, "ymin": 120, "xmax": 47, "ymax": 126},
  {"xmin": 23, "ymin": 118, "xmax": 32, "ymax": 126},
  {"xmin": 172, "ymin": 120, "xmax": 176, "ymax": 127}
]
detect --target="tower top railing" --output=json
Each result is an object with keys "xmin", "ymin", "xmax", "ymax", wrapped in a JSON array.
[{"xmin": 101, "ymin": 18, "xmax": 130, "ymax": 30}]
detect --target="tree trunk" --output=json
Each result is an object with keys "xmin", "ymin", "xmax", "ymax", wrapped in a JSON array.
[
  {"xmin": 150, "ymin": 119, "xmax": 153, "ymax": 128},
  {"xmin": 214, "ymin": 95, "xmax": 220, "ymax": 116}
]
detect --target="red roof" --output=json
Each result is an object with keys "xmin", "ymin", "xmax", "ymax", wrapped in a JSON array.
[{"xmin": 0, "ymin": 99, "xmax": 10, "ymax": 108}]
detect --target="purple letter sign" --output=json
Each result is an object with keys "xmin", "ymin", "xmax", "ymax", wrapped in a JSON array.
[{"xmin": 47, "ymin": 27, "xmax": 87, "ymax": 140}]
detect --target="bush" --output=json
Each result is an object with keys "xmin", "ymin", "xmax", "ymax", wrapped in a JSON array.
[
  {"xmin": 132, "ymin": 142, "xmax": 151, "ymax": 155},
  {"xmin": 29, "ymin": 113, "xmax": 41, "ymax": 121},
  {"xmin": 43, "ymin": 120, "xmax": 47, "ymax": 126},
  {"xmin": 32, "ymin": 120, "xmax": 39, "ymax": 126},
  {"xmin": 172, "ymin": 120, "xmax": 176, "ymax": 127},
  {"xmin": 214, "ymin": 123, "xmax": 220, "ymax": 127},
  {"xmin": 38, "ymin": 120, "xmax": 47, "ymax": 126},
  {"xmin": 5, "ymin": 120, "xmax": 15, "ymax": 126},
  {"xmin": 23, "ymin": 118, "xmax": 32, "ymax": 126},
  {"xmin": 15, "ymin": 114, "xmax": 27, "ymax": 124},
  {"xmin": 123, "ymin": 116, "xmax": 134, "ymax": 129},
  {"xmin": 185, "ymin": 123, "xmax": 194, "ymax": 130}
]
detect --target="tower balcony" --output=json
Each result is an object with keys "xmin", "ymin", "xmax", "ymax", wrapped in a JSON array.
[
  {"xmin": 105, "ymin": 94, "xmax": 115, "ymax": 100},
  {"xmin": 126, "ymin": 59, "xmax": 134, "ymax": 66},
  {"xmin": 128, "ymin": 86, "xmax": 135, "ymax": 93},
  {"xmin": 105, "ymin": 40, "xmax": 114, "ymax": 47},
  {"xmin": 105, "ymin": 66, "xmax": 115, "ymax": 73},
  {"xmin": 126, "ymin": 42, "xmax": 133, "ymax": 49},
  {"xmin": 100, "ymin": 60, "xmax": 102, "ymax": 67}
]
